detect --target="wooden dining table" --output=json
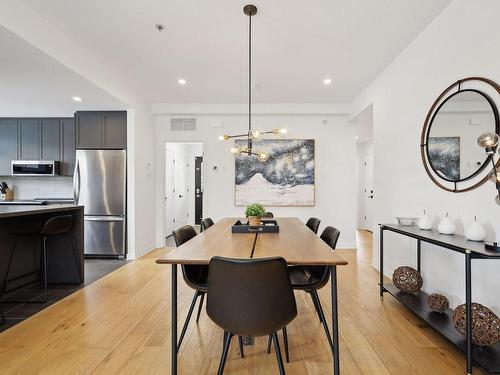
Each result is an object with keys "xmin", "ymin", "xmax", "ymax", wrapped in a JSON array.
[{"xmin": 156, "ymin": 217, "xmax": 348, "ymax": 374}]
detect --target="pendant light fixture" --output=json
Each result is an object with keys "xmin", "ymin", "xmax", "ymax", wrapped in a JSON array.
[{"xmin": 218, "ymin": 4, "xmax": 288, "ymax": 162}]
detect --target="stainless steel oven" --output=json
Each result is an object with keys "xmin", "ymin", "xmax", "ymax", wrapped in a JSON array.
[{"xmin": 11, "ymin": 160, "xmax": 60, "ymax": 176}]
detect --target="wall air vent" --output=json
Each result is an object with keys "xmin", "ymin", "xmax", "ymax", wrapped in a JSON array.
[{"xmin": 170, "ymin": 118, "xmax": 197, "ymax": 131}]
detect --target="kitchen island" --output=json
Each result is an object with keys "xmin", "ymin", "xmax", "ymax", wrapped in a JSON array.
[{"xmin": 0, "ymin": 204, "xmax": 84, "ymax": 298}]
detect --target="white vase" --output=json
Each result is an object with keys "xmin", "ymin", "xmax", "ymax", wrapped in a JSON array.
[
  {"xmin": 418, "ymin": 210, "xmax": 433, "ymax": 230},
  {"xmin": 438, "ymin": 214, "xmax": 456, "ymax": 235},
  {"xmin": 465, "ymin": 217, "xmax": 486, "ymax": 242}
]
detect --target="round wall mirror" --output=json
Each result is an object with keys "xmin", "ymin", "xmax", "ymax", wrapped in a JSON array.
[{"xmin": 421, "ymin": 77, "xmax": 500, "ymax": 192}]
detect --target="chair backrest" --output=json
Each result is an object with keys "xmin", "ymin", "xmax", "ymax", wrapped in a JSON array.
[
  {"xmin": 320, "ymin": 226, "xmax": 341, "ymax": 250},
  {"xmin": 262, "ymin": 212, "xmax": 274, "ymax": 218},
  {"xmin": 306, "ymin": 217, "xmax": 321, "ymax": 234},
  {"xmin": 172, "ymin": 225, "xmax": 197, "ymax": 246},
  {"xmin": 308, "ymin": 226, "xmax": 341, "ymax": 286},
  {"xmin": 200, "ymin": 218, "xmax": 214, "ymax": 232},
  {"xmin": 207, "ymin": 256, "xmax": 297, "ymax": 337},
  {"xmin": 41, "ymin": 215, "xmax": 73, "ymax": 236}
]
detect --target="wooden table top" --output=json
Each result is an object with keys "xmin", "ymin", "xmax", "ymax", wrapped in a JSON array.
[{"xmin": 156, "ymin": 217, "xmax": 348, "ymax": 266}]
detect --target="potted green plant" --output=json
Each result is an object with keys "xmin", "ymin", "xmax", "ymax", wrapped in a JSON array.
[{"xmin": 245, "ymin": 203, "xmax": 266, "ymax": 226}]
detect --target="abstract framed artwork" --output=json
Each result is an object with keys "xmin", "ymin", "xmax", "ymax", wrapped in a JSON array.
[
  {"xmin": 428, "ymin": 136, "xmax": 460, "ymax": 180},
  {"xmin": 235, "ymin": 139, "xmax": 315, "ymax": 206}
]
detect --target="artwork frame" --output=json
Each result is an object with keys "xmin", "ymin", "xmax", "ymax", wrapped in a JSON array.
[
  {"xmin": 428, "ymin": 136, "xmax": 461, "ymax": 181},
  {"xmin": 234, "ymin": 139, "xmax": 315, "ymax": 207}
]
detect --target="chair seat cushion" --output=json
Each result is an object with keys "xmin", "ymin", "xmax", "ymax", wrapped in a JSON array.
[
  {"xmin": 288, "ymin": 265, "xmax": 329, "ymax": 291},
  {"xmin": 183, "ymin": 265, "xmax": 209, "ymax": 292}
]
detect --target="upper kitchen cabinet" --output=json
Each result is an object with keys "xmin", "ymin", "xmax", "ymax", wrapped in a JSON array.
[
  {"xmin": 60, "ymin": 118, "xmax": 76, "ymax": 176},
  {"xmin": 76, "ymin": 111, "xmax": 127, "ymax": 149},
  {"xmin": 0, "ymin": 119, "xmax": 19, "ymax": 175},
  {"xmin": 40, "ymin": 118, "xmax": 62, "ymax": 160},
  {"xmin": 19, "ymin": 118, "xmax": 40, "ymax": 160}
]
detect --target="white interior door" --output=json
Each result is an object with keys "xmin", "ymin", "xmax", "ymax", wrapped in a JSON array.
[
  {"xmin": 359, "ymin": 153, "xmax": 374, "ymax": 231},
  {"xmin": 165, "ymin": 149, "xmax": 175, "ymax": 237},
  {"xmin": 174, "ymin": 155, "xmax": 189, "ymax": 228}
]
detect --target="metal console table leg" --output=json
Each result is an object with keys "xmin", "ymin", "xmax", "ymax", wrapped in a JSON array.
[
  {"xmin": 465, "ymin": 251, "xmax": 472, "ymax": 375},
  {"xmin": 379, "ymin": 226, "xmax": 384, "ymax": 299}
]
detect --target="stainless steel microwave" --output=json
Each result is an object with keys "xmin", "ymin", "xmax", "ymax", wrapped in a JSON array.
[{"xmin": 11, "ymin": 160, "xmax": 60, "ymax": 176}]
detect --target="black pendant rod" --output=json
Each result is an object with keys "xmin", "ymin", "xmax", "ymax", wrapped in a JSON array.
[{"xmin": 248, "ymin": 9, "xmax": 252, "ymax": 134}]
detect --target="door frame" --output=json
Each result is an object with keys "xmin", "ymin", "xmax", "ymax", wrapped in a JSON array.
[{"xmin": 163, "ymin": 141, "xmax": 204, "ymax": 241}]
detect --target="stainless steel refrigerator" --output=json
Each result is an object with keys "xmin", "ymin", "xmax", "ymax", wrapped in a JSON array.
[{"xmin": 74, "ymin": 150, "xmax": 127, "ymax": 258}]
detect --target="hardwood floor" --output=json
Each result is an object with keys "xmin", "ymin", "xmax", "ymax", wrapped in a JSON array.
[{"xmin": 0, "ymin": 230, "xmax": 487, "ymax": 374}]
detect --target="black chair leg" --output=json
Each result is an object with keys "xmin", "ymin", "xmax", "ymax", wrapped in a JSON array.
[
  {"xmin": 177, "ymin": 290, "xmax": 200, "ymax": 352},
  {"xmin": 282, "ymin": 326, "xmax": 290, "ymax": 363},
  {"xmin": 267, "ymin": 334, "xmax": 272, "ymax": 354},
  {"xmin": 69, "ymin": 235, "xmax": 83, "ymax": 283},
  {"xmin": 272, "ymin": 332, "xmax": 286, "ymax": 375},
  {"xmin": 238, "ymin": 335, "xmax": 244, "ymax": 358},
  {"xmin": 41, "ymin": 237, "xmax": 48, "ymax": 301},
  {"xmin": 312, "ymin": 290, "xmax": 334, "ymax": 353},
  {"xmin": 196, "ymin": 293, "xmax": 205, "ymax": 323},
  {"xmin": 218, "ymin": 331, "xmax": 233, "ymax": 375},
  {"xmin": 309, "ymin": 291, "xmax": 322, "ymax": 322}
]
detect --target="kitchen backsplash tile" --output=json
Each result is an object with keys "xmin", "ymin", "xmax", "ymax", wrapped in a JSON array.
[{"xmin": 1, "ymin": 177, "xmax": 73, "ymax": 200}]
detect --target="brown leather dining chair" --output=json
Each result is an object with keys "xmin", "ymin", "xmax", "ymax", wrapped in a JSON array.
[
  {"xmin": 207, "ymin": 256, "xmax": 297, "ymax": 375},
  {"xmin": 200, "ymin": 218, "xmax": 214, "ymax": 232},
  {"xmin": 268, "ymin": 226, "xmax": 341, "ymax": 362},
  {"xmin": 172, "ymin": 225, "xmax": 208, "ymax": 351},
  {"xmin": 306, "ymin": 217, "xmax": 321, "ymax": 234}
]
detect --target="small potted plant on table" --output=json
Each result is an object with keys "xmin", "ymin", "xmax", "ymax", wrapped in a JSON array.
[{"xmin": 245, "ymin": 203, "xmax": 266, "ymax": 226}]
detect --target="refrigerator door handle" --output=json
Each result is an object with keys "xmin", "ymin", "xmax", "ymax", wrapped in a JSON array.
[
  {"xmin": 73, "ymin": 159, "xmax": 81, "ymax": 204},
  {"xmin": 84, "ymin": 216, "xmax": 124, "ymax": 222}
]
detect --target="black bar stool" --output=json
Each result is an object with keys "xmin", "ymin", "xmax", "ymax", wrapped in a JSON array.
[{"xmin": 1, "ymin": 215, "xmax": 80, "ymax": 312}]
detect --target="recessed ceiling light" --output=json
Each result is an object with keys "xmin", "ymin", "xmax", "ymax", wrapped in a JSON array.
[
  {"xmin": 323, "ymin": 78, "xmax": 332, "ymax": 85},
  {"xmin": 72, "ymin": 96, "xmax": 83, "ymax": 102},
  {"xmin": 178, "ymin": 78, "xmax": 187, "ymax": 86},
  {"xmin": 155, "ymin": 24, "xmax": 166, "ymax": 32}
]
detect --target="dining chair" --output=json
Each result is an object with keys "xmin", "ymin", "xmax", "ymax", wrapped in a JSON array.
[
  {"xmin": 305, "ymin": 217, "xmax": 321, "ymax": 234},
  {"xmin": 172, "ymin": 225, "xmax": 208, "ymax": 352},
  {"xmin": 268, "ymin": 226, "xmax": 340, "ymax": 361},
  {"xmin": 207, "ymin": 256, "xmax": 297, "ymax": 375},
  {"xmin": 200, "ymin": 218, "xmax": 214, "ymax": 232}
]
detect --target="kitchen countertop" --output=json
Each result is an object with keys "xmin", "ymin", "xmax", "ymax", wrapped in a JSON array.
[{"xmin": 0, "ymin": 204, "xmax": 83, "ymax": 219}]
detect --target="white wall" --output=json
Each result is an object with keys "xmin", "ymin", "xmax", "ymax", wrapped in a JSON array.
[
  {"xmin": 154, "ymin": 111, "xmax": 357, "ymax": 249},
  {"xmin": 351, "ymin": 0, "xmax": 500, "ymax": 310}
]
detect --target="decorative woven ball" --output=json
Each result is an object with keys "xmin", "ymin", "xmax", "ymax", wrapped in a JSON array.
[
  {"xmin": 427, "ymin": 293, "xmax": 449, "ymax": 313},
  {"xmin": 453, "ymin": 303, "xmax": 500, "ymax": 346},
  {"xmin": 392, "ymin": 266, "xmax": 422, "ymax": 294}
]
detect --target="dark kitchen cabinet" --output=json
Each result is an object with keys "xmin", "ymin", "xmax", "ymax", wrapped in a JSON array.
[
  {"xmin": 19, "ymin": 118, "xmax": 40, "ymax": 160},
  {"xmin": 60, "ymin": 118, "xmax": 76, "ymax": 176},
  {"xmin": 75, "ymin": 111, "xmax": 101, "ymax": 149},
  {"xmin": 40, "ymin": 119, "xmax": 61, "ymax": 160},
  {"xmin": 102, "ymin": 111, "xmax": 127, "ymax": 148},
  {"xmin": 76, "ymin": 111, "xmax": 127, "ymax": 149},
  {"xmin": 0, "ymin": 119, "xmax": 19, "ymax": 175}
]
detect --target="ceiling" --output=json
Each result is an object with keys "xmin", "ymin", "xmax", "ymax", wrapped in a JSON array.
[
  {"xmin": 0, "ymin": 26, "xmax": 125, "ymax": 116},
  {"xmin": 19, "ymin": 0, "xmax": 451, "ymax": 103}
]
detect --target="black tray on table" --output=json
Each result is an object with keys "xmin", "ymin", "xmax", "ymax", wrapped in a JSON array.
[{"xmin": 231, "ymin": 219, "xmax": 280, "ymax": 233}]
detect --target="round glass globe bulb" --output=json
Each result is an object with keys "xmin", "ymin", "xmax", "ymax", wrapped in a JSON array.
[
  {"xmin": 477, "ymin": 132, "xmax": 499, "ymax": 148},
  {"xmin": 257, "ymin": 152, "xmax": 269, "ymax": 162}
]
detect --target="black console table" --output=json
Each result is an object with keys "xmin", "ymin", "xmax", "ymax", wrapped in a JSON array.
[{"xmin": 379, "ymin": 224, "xmax": 500, "ymax": 375}]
